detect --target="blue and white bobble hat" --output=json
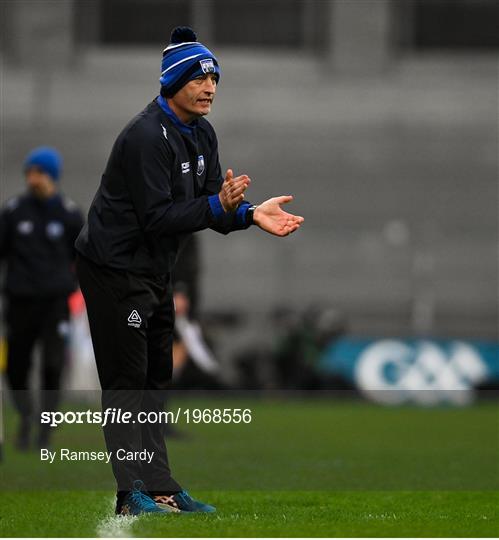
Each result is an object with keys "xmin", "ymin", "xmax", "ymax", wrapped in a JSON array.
[{"xmin": 160, "ymin": 26, "xmax": 221, "ymax": 97}]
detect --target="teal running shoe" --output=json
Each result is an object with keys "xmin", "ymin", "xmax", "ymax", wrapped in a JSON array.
[
  {"xmin": 153, "ymin": 490, "xmax": 216, "ymax": 513},
  {"xmin": 118, "ymin": 480, "xmax": 171, "ymax": 516}
]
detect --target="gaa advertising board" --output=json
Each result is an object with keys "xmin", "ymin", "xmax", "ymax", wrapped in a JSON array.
[{"xmin": 319, "ymin": 338, "xmax": 499, "ymax": 405}]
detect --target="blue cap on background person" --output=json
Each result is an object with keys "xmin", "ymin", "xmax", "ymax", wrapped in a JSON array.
[
  {"xmin": 160, "ymin": 26, "xmax": 221, "ymax": 98},
  {"xmin": 24, "ymin": 146, "xmax": 62, "ymax": 181}
]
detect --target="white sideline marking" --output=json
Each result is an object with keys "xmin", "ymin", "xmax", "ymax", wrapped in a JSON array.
[{"xmin": 96, "ymin": 497, "xmax": 137, "ymax": 538}]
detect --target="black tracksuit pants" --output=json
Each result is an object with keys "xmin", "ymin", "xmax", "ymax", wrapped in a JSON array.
[
  {"xmin": 75, "ymin": 254, "xmax": 181, "ymax": 493},
  {"xmin": 6, "ymin": 295, "xmax": 69, "ymax": 424}
]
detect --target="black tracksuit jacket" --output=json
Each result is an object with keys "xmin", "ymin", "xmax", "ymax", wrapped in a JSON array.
[
  {"xmin": 76, "ymin": 98, "xmax": 250, "ymax": 276},
  {"xmin": 0, "ymin": 193, "xmax": 84, "ymax": 297}
]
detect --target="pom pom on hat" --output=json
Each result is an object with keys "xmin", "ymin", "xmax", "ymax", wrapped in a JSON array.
[{"xmin": 170, "ymin": 26, "xmax": 197, "ymax": 44}]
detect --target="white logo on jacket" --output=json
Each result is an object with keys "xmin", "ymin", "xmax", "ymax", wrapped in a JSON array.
[
  {"xmin": 17, "ymin": 221, "xmax": 33, "ymax": 235},
  {"xmin": 46, "ymin": 221, "xmax": 64, "ymax": 239},
  {"xmin": 127, "ymin": 310, "xmax": 142, "ymax": 328},
  {"xmin": 181, "ymin": 162, "xmax": 190, "ymax": 174},
  {"xmin": 161, "ymin": 124, "xmax": 168, "ymax": 140}
]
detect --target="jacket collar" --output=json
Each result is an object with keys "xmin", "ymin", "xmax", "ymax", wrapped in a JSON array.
[{"xmin": 156, "ymin": 95, "xmax": 198, "ymax": 137}]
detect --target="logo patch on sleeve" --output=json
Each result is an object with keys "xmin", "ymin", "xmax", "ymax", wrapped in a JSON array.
[{"xmin": 181, "ymin": 161, "xmax": 190, "ymax": 174}]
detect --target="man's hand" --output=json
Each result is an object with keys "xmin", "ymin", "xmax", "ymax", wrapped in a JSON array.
[
  {"xmin": 219, "ymin": 169, "xmax": 250, "ymax": 212},
  {"xmin": 253, "ymin": 196, "xmax": 304, "ymax": 237}
]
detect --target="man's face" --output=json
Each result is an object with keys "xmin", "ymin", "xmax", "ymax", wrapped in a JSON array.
[
  {"xmin": 168, "ymin": 73, "xmax": 217, "ymax": 123},
  {"xmin": 26, "ymin": 166, "xmax": 57, "ymax": 198}
]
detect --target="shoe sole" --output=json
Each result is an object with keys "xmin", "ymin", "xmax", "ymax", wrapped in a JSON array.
[
  {"xmin": 154, "ymin": 503, "xmax": 182, "ymax": 513},
  {"xmin": 155, "ymin": 504, "xmax": 216, "ymax": 513}
]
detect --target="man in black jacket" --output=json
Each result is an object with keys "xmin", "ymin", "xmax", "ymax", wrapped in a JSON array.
[
  {"xmin": 0, "ymin": 146, "xmax": 84, "ymax": 449},
  {"xmin": 75, "ymin": 26, "xmax": 304, "ymax": 516}
]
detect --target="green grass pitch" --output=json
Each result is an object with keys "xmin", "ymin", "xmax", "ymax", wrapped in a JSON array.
[{"xmin": 1, "ymin": 397, "xmax": 498, "ymax": 537}]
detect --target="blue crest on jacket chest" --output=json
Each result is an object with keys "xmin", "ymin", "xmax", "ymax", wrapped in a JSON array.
[{"xmin": 197, "ymin": 155, "xmax": 205, "ymax": 176}]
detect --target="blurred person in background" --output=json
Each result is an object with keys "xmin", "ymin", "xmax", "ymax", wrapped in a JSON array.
[
  {"xmin": 233, "ymin": 306, "xmax": 348, "ymax": 391},
  {"xmin": 173, "ymin": 234, "xmax": 200, "ymax": 319},
  {"xmin": 272, "ymin": 306, "xmax": 347, "ymax": 390},
  {"xmin": 0, "ymin": 146, "xmax": 84, "ymax": 449},
  {"xmin": 172, "ymin": 236, "xmax": 222, "ymax": 389},
  {"xmin": 75, "ymin": 26, "xmax": 304, "ymax": 516},
  {"xmin": 164, "ymin": 236, "xmax": 222, "ymax": 440}
]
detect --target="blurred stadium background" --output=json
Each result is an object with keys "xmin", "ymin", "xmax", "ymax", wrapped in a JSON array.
[
  {"xmin": 0, "ymin": 2, "xmax": 498, "ymax": 536},
  {"xmin": 0, "ymin": 0, "xmax": 498, "ymax": 402}
]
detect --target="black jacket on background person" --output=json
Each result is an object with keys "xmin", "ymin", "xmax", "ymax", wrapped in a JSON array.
[
  {"xmin": 0, "ymin": 193, "xmax": 84, "ymax": 297},
  {"xmin": 75, "ymin": 98, "xmax": 251, "ymax": 276}
]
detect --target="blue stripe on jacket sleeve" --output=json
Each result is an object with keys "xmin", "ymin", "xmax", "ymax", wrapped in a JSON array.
[
  {"xmin": 208, "ymin": 194, "xmax": 225, "ymax": 220},
  {"xmin": 235, "ymin": 202, "xmax": 251, "ymax": 227}
]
